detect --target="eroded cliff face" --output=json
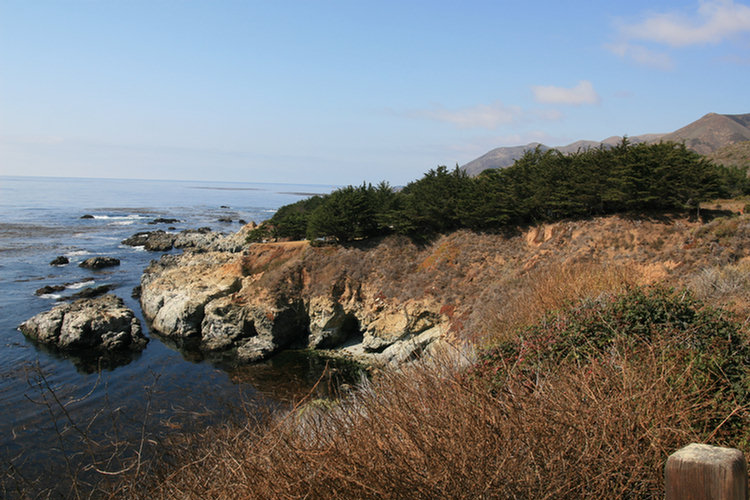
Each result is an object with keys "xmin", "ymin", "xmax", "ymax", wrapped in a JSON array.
[
  {"xmin": 140, "ymin": 238, "xmax": 450, "ymax": 365},
  {"xmin": 140, "ymin": 214, "xmax": 750, "ymax": 366}
]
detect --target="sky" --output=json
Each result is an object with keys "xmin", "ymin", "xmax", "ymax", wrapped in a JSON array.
[{"xmin": 1, "ymin": 0, "xmax": 749, "ymax": 186}]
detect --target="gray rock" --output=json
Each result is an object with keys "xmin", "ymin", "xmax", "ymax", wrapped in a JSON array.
[
  {"xmin": 200, "ymin": 297, "xmax": 257, "ymax": 351},
  {"xmin": 64, "ymin": 284, "xmax": 116, "ymax": 301},
  {"xmin": 140, "ymin": 252, "xmax": 242, "ymax": 339},
  {"xmin": 308, "ymin": 297, "xmax": 359, "ymax": 349},
  {"xmin": 144, "ymin": 231, "xmax": 176, "ymax": 251},
  {"xmin": 19, "ymin": 294, "xmax": 147, "ymax": 352},
  {"xmin": 121, "ymin": 232, "xmax": 151, "ymax": 246},
  {"xmin": 79, "ymin": 256, "xmax": 120, "ymax": 269},
  {"xmin": 36, "ymin": 285, "xmax": 66, "ymax": 296},
  {"xmin": 174, "ymin": 229, "xmax": 221, "ymax": 251},
  {"xmin": 237, "ymin": 336, "xmax": 276, "ymax": 362},
  {"xmin": 149, "ymin": 218, "xmax": 180, "ymax": 225},
  {"xmin": 50, "ymin": 256, "xmax": 69, "ymax": 266}
]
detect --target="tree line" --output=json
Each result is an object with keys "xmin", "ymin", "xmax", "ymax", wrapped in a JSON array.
[{"xmin": 249, "ymin": 140, "xmax": 749, "ymax": 243}]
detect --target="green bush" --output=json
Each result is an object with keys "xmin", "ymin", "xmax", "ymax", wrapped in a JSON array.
[{"xmin": 474, "ymin": 286, "xmax": 750, "ymax": 444}]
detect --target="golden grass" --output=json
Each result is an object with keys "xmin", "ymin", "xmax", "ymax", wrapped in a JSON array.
[{"xmin": 105, "ymin": 338, "xmax": 736, "ymax": 500}]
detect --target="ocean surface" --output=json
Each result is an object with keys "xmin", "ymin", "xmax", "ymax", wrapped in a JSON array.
[{"xmin": 0, "ymin": 176, "xmax": 344, "ymax": 494}]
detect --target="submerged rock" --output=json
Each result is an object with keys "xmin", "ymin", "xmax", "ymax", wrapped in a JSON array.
[
  {"xmin": 149, "ymin": 217, "xmax": 180, "ymax": 225},
  {"xmin": 64, "ymin": 284, "xmax": 116, "ymax": 301},
  {"xmin": 36, "ymin": 285, "xmax": 66, "ymax": 296},
  {"xmin": 50, "ymin": 256, "xmax": 69, "ymax": 266},
  {"xmin": 79, "ymin": 256, "xmax": 120, "ymax": 269},
  {"xmin": 19, "ymin": 294, "xmax": 147, "ymax": 352}
]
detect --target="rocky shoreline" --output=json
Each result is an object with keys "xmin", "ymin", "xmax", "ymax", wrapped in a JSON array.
[
  {"xmin": 19, "ymin": 294, "xmax": 147, "ymax": 353},
  {"xmin": 20, "ymin": 221, "xmax": 449, "ymax": 367},
  {"xmin": 138, "ymin": 233, "xmax": 450, "ymax": 366}
]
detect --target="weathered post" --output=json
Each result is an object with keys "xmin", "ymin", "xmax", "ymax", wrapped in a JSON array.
[{"xmin": 666, "ymin": 443, "xmax": 747, "ymax": 500}]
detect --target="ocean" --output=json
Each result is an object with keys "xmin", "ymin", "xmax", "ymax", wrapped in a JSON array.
[{"xmin": 0, "ymin": 175, "xmax": 342, "ymax": 494}]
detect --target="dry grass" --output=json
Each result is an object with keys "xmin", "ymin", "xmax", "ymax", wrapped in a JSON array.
[
  {"xmin": 107, "ymin": 337, "xmax": 738, "ymax": 500},
  {"xmin": 16, "ymin": 212, "xmax": 750, "ymax": 499},
  {"xmin": 475, "ymin": 262, "xmax": 637, "ymax": 346}
]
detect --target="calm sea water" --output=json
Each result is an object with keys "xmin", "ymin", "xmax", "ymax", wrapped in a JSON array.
[{"xmin": 0, "ymin": 176, "xmax": 344, "ymax": 493}]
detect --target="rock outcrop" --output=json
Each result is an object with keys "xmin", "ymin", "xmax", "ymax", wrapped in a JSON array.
[
  {"xmin": 19, "ymin": 294, "xmax": 147, "ymax": 352},
  {"xmin": 79, "ymin": 256, "xmax": 120, "ymax": 269},
  {"xmin": 50, "ymin": 256, "xmax": 69, "ymax": 266},
  {"xmin": 139, "ymin": 237, "xmax": 450, "ymax": 366}
]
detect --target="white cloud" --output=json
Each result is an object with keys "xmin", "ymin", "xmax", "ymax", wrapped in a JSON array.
[
  {"xmin": 412, "ymin": 101, "xmax": 523, "ymax": 129},
  {"xmin": 606, "ymin": 42, "xmax": 675, "ymax": 70},
  {"xmin": 609, "ymin": 1, "xmax": 750, "ymax": 67},
  {"xmin": 621, "ymin": 0, "xmax": 750, "ymax": 47},
  {"xmin": 531, "ymin": 80, "xmax": 600, "ymax": 106}
]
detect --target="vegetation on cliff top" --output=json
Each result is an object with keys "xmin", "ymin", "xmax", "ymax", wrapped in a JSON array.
[{"xmin": 251, "ymin": 140, "xmax": 748, "ymax": 243}]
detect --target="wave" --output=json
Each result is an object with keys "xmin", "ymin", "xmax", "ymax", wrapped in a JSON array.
[
  {"xmin": 65, "ymin": 249, "xmax": 91, "ymax": 257},
  {"xmin": 92, "ymin": 214, "xmax": 149, "ymax": 221},
  {"xmin": 65, "ymin": 279, "xmax": 95, "ymax": 290}
]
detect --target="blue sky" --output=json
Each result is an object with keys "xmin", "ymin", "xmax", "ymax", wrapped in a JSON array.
[{"xmin": 1, "ymin": 0, "xmax": 749, "ymax": 185}]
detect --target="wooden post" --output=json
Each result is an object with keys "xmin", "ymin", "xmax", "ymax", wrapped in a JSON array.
[{"xmin": 666, "ymin": 443, "xmax": 747, "ymax": 500}]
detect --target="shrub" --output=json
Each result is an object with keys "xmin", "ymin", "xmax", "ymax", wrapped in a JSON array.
[{"xmin": 474, "ymin": 286, "xmax": 750, "ymax": 445}]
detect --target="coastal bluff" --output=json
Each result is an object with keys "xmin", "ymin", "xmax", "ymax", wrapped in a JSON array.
[
  {"xmin": 139, "ymin": 212, "xmax": 746, "ymax": 366},
  {"xmin": 139, "ymin": 236, "xmax": 450, "ymax": 365}
]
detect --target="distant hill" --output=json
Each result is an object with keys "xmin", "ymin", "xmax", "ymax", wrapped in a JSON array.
[
  {"xmin": 660, "ymin": 113, "xmax": 750, "ymax": 155},
  {"xmin": 461, "ymin": 112, "xmax": 750, "ymax": 176},
  {"xmin": 707, "ymin": 140, "xmax": 750, "ymax": 168}
]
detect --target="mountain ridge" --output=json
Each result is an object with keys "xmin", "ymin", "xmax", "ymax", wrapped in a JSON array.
[{"xmin": 461, "ymin": 112, "xmax": 750, "ymax": 176}]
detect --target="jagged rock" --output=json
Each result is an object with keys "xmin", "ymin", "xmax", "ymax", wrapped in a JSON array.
[
  {"xmin": 174, "ymin": 228, "xmax": 221, "ymax": 251},
  {"xmin": 149, "ymin": 217, "xmax": 180, "ymax": 225},
  {"xmin": 50, "ymin": 256, "xmax": 69, "ymax": 266},
  {"xmin": 377, "ymin": 325, "xmax": 446, "ymax": 366},
  {"xmin": 122, "ymin": 230, "xmax": 177, "ymax": 251},
  {"xmin": 144, "ymin": 231, "xmax": 176, "ymax": 251},
  {"xmin": 361, "ymin": 303, "xmax": 441, "ymax": 352},
  {"xmin": 121, "ymin": 232, "xmax": 151, "ymax": 246},
  {"xmin": 36, "ymin": 285, "xmax": 66, "ymax": 296},
  {"xmin": 208, "ymin": 223, "xmax": 257, "ymax": 252},
  {"xmin": 19, "ymin": 294, "xmax": 147, "ymax": 352},
  {"xmin": 79, "ymin": 256, "xmax": 120, "ymax": 269},
  {"xmin": 136, "ymin": 227, "xmax": 455, "ymax": 365},
  {"xmin": 200, "ymin": 296, "xmax": 256, "ymax": 351},
  {"xmin": 237, "ymin": 337, "xmax": 275, "ymax": 362},
  {"xmin": 140, "ymin": 252, "xmax": 243, "ymax": 339},
  {"xmin": 308, "ymin": 296, "xmax": 359, "ymax": 349}
]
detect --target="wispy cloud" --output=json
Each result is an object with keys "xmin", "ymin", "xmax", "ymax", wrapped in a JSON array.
[
  {"xmin": 531, "ymin": 80, "xmax": 600, "ymax": 106},
  {"xmin": 605, "ymin": 43, "xmax": 675, "ymax": 70},
  {"xmin": 609, "ymin": 1, "xmax": 750, "ymax": 67},
  {"xmin": 410, "ymin": 101, "xmax": 523, "ymax": 129},
  {"xmin": 621, "ymin": 0, "xmax": 750, "ymax": 47}
]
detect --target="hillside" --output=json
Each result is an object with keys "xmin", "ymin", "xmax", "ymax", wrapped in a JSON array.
[
  {"xmin": 115, "ymin": 209, "xmax": 750, "ymax": 499},
  {"xmin": 137, "ymin": 209, "xmax": 750, "ymax": 369},
  {"xmin": 461, "ymin": 112, "xmax": 750, "ymax": 175},
  {"xmin": 660, "ymin": 113, "xmax": 750, "ymax": 155},
  {"xmin": 707, "ymin": 140, "xmax": 750, "ymax": 168}
]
